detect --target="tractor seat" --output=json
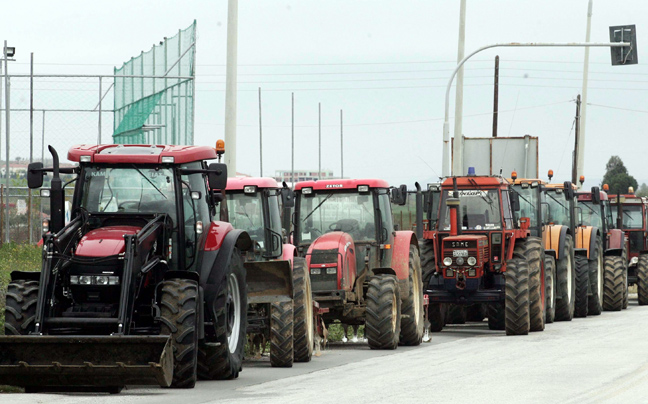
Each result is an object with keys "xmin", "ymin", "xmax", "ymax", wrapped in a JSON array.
[{"xmin": 464, "ymin": 214, "xmax": 486, "ymax": 228}]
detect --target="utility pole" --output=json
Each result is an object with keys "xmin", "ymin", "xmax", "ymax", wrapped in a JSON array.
[
  {"xmin": 224, "ymin": 0, "xmax": 238, "ymax": 177},
  {"xmin": 291, "ymin": 92, "xmax": 294, "ymax": 185},
  {"xmin": 29, "ymin": 52, "xmax": 33, "ymax": 243},
  {"xmin": 340, "ymin": 109, "xmax": 344, "ymax": 179},
  {"xmin": 318, "ymin": 102, "xmax": 321, "ymax": 179},
  {"xmin": 578, "ymin": 0, "xmax": 593, "ymax": 186},
  {"xmin": 572, "ymin": 95, "xmax": 581, "ymax": 185},
  {"xmin": 4, "ymin": 41, "xmax": 11, "ymax": 243},
  {"xmin": 492, "ymin": 55, "xmax": 499, "ymax": 138},
  {"xmin": 258, "ymin": 87, "xmax": 263, "ymax": 177},
  {"xmin": 452, "ymin": 0, "xmax": 467, "ymax": 176}
]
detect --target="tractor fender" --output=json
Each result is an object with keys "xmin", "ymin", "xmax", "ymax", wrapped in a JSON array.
[
  {"xmin": 575, "ymin": 226, "xmax": 598, "ymax": 260},
  {"xmin": 544, "ymin": 224, "xmax": 568, "ymax": 261},
  {"xmin": 281, "ymin": 243, "xmax": 297, "ymax": 268},
  {"xmin": 10, "ymin": 271, "xmax": 41, "ymax": 282},
  {"xmin": 387, "ymin": 231, "xmax": 418, "ymax": 297},
  {"xmin": 606, "ymin": 229, "xmax": 625, "ymax": 252}
]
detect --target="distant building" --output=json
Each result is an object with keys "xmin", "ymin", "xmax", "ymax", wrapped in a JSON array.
[{"xmin": 274, "ymin": 169, "xmax": 336, "ymax": 184}]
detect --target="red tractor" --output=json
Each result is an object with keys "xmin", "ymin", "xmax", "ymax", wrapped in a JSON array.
[
  {"xmin": 420, "ymin": 174, "xmax": 545, "ymax": 336},
  {"xmin": 292, "ymin": 179, "xmax": 424, "ymax": 349},
  {"xmin": 576, "ymin": 185, "xmax": 628, "ymax": 311},
  {"xmin": 610, "ymin": 189, "xmax": 648, "ymax": 304},
  {"xmin": 221, "ymin": 176, "xmax": 316, "ymax": 366},
  {"xmin": 0, "ymin": 144, "xmax": 289, "ymax": 392}
]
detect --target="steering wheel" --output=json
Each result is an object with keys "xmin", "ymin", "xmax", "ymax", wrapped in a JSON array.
[
  {"xmin": 328, "ymin": 219, "xmax": 360, "ymax": 233},
  {"xmin": 118, "ymin": 201, "xmax": 139, "ymax": 211}
]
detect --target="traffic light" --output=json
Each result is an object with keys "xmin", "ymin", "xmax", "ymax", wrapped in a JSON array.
[{"xmin": 609, "ymin": 25, "xmax": 638, "ymax": 66}]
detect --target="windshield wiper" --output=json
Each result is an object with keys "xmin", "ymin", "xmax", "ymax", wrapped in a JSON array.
[
  {"xmin": 132, "ymin": 165, "xmax": 167, "ymax": 199},
  {"xmin": 545, "ymin": 191, "xmax": 567, "ymax": 211},
  {"xmin": 302, "ymin": 193, "xmax": 333, "ymax": 222}
]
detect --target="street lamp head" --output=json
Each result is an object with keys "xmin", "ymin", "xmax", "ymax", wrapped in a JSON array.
[{"xmin": 5, "ymin": 47, "xmax": 15, "ymax": 57}]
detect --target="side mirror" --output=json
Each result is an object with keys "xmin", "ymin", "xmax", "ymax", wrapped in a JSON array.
[
  {"xmin": 575, "ymin": 206, "xmax": 584, "ymax": 226},
  {"xmin": 591, "ymin": 186, "xmax": 601, "ymax": 205},
  {"xmin": 207, "ymin": 163, "xmax": 228, "ymax": 191},
  {"xmin": 510, "ymin": 191, "xmax": 521, "ymax": 212},
  {"xmin": 423, "ymin": 190, "xmax": 431, "ymax": 209},
  {"xmin": 563, "ymin": 181, "xmax": 574, "ymax": 199},
  {"xmin": 541, "ymin": 202, "xmax": 550, "ymax": 224},
  {"xmin": 28, "ymin": 162, "xmax": 44, "ymax": 189},
  {"xmin": 391, "ymin": 184, "xmax": 408, "ymax": 206},
  {"xmin": 281, "ymin": 187, "xmax": 295, "ymax": 208}
]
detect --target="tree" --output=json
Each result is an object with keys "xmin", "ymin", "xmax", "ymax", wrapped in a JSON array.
[
  {"xmin": 637, "ymin": 183, "xmax": 648, "ymax": 198},
  {"xmin": 601, "ymin": 156, "xmax": 638, "ymax": 195}
]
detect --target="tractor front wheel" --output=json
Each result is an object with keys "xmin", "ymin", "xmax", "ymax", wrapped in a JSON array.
[
  {"xmin": 487, "ymin": 302, "xmax": 505, "ymax": 331},
  {"xmin": 587, "ymin": 238, "xmax": 604, "ymax": 315},
  {"xmin": 637, "ymin": 254, "xmax": 648, "ymax": 305},
  {"xmin": 427, "ymin": 303, "xmax": 446, "ymax": 332},
  {"xmin": 159, "ymin": 279, "xmax": 199, "ymax": 388},
  {"xmin": 544, "ymin": 256, "xmax": 556, "ymax": 324},
  {"xmin": 555, "ymin": 235, "xmax": 576, "ymax": 322},
  {"xmin": 526, "ymin": 237, "xmax": 545, "ymax": 332},
  {"xmin": 603, "ymin": 256, "xmax": 625, "ymax": 311},
  {"xmin": 400, "ymin": 245, "xmax": 425, "ymax": 346},
  {"xmin": 574, "ymin": 254, "xmax": 589, "ymax": 318},
  {"xmin": 505, "ymin": 242, "xmax": 531, "ymax": 336},
  {"xmin": 4, "ymin": 280, "xmax": 39, "ymax": 336},
  {"xmin": 292, "ymin": 257, "xmax": 314, "ymax": 363},
  {"xmin": 270, "ymin": 301, "xmax": 294, "ymax": 367},
  {"xmin": 365, "ymin": 275, "xmax": 401, "ymax": 349}
]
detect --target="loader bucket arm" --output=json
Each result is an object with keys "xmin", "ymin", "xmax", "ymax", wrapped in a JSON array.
[
  {"xmin": 245, "ymin": 260, "xmax": 293, "ymax": 303},
  {"xmin": 0, "ymin": 335, "xmax": 173, "ymax": 391}
]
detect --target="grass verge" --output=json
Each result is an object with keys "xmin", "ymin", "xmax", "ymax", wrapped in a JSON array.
[{"xmin": 0, "ymin": 243, "xmax": 41, "ymax": 334}]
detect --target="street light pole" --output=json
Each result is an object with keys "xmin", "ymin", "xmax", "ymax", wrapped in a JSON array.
[
  {"xmin": 578, "ymin": 0, "xmax": 594, "ymax": 187},
  {"xmin": 441, "ymin": 41, "xmax": 631, "ymax": 177},
  {"xmin": 452, "ymin": 0, "xmax": 467, "ymax": 177},
  {"xmin": 4, "ymin": 41, "xmax": 10, "ymax": 243}
]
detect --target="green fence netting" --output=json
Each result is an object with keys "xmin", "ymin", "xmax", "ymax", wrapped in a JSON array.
[{"xmin": 113, "ymin": 21, "xmax": 196, "ymax": 146}]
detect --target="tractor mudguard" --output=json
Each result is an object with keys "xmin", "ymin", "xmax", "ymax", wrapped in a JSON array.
[
  {"xmin": 575, "ymin": 226, "xmax": 598, "ymax": 259},
  {"xmin": 391, "ymin": 231, "xmax": 418, "ymax": 281},
  {"xmin": 281, "ymin": 243, "xmax": 297, "ymax": 266},
  {"xmin": 164, "ymin": 270, "xmax": 200, "ymax": 283},
  {"xmin": 244, "ymin": 260, "xmax": 293, "ymax": 303},
  {"xmin": 545, "ymin": 225, "xmax": 568, "ymax": 261},
  {"xmin": 606, "ymin": 229, "xmax": 625, "ymax": 252},
  {"xmin": 10, "ymin": 271, "xmax": 41, "ymax": 282}
]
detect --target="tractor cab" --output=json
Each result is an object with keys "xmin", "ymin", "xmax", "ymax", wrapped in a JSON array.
[
  {"xmin": 576, "ymin": 186, "xmax": 614, "ymax": 234},
  {"xmin": 509, "ymin": 176, "xmax": 546, "ymax": 238},
  {"xmin": 610, "ymin": 190, "xmax": 647, "ymax": 260}
]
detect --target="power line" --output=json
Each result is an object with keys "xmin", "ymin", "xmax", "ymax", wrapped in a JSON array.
[{"xmin": 587, "ymin": 103, "xmax": 648, "ymax": 114}]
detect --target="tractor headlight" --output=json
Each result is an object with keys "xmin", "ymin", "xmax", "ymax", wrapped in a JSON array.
[
  {"xmin": 631, "ymin": 256, "xmax": 639, "ymax": 265},
  {"xmin": 302, "ymin": 187, "xmax": 313, "ymax": 195},
  {"xmin": 467, "ymin": 256, "xmax": 477, "ymax": 266},
  {"xmin": 79, "ymin": 276, "xmax": 92, "ymax": 285},
  {"xmin": 455, "ymin": 257, "xmax": 464, "ymax": 266},
  {"xmin": 310, "ymin": 267, "xmax": 321, "ymax": 275},
  {"xmin": 70, "ymin": 275, "xmax": 120, "ymax": 286},
  {"xmin": 326, "ymin": 267, "xmax": 337, "ymax": 275},
  {"xmin": 468, "ymin": 268, "xmax": 476, "ymax": 277},
  {"xmin": 443, "ymin": 257, "xmax": 453, "ymax": 266}
]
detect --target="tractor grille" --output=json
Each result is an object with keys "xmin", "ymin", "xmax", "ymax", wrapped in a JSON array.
[{"xmin": 310, "ymin": 249, "xmax": 339, "ymax": 265}]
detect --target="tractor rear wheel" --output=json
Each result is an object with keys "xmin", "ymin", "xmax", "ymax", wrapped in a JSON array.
[
  {"xmin": 292, "ymin": 257, "xmax": 314, "ymax": 363},
  {"xmin": 622, "ymin": 246, "xmax": 629, "ymax": 309},
  {"xmin": 587, "ymin": 238, "xmax": 604, "ymax": 315},
  {"xmin": 4, "ymin": 280, "xmax": 39, "ymax": 335},
  {"xmin": 198, "ymin": 249, "xmax": 247, "ymax": 380},
  {"xmin": 427, "ymin": 303, "xmax": 446, "ymax": 332},
  {"xmin": 555, "ymin": 235, "xmax": 576, "ymax": 321},
  {"xmin": 544, "ymin": 256, "xmax": 556, "ymax": 324},
  {"xmin": 270, "ymin": 301, "xmax": 294, "ymax": 367},
  {"xmin": 365, "ymin": 275, "xmax": 401, "ymax": 349},
  {"xmin": 574, "ymin": 254, "xmax": 589, "ymax": 318},
  {"xmin": 487, "ymin": 302, "xmax": 505, "ymax": 330},
  {"xmin": 603, "ymin": 256, "xmax": 625, "ymax": 311},
  {"xmin": 505, "ymin": 242, "xmax": 530, "ymax": 336},
  {"xmin": 159, "ymin": 279, "xmax": 199, "ymax": 388},
  {"xmin": 466, "ymin": 304, "xmax": 486, "ymax": 322},
  {"xmin": 526, "ymin": 237, "xmax": 544, "ymax": 332},
  {"xmin": 637, "ymin": 254, "xmax": 648, "ymax": 305},
  {"xmin": 400, "ymin": 245, "xmax": 425, "ymax": 346}
]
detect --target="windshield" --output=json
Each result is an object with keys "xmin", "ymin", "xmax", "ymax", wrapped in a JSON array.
[
  {"xmin": 439, "ymin": 189, "xmax": 502, "ymax": 231},
  {"xmin": 513, "ymin": 186, "xmax": 539, "ymax": 227},
  {"xmin": 614, "ymin": 204, "xmax": 644, "ymax": 229},
  {"xmin": 298, "ymin": 191, "xmax": 376, "ymax": 245},
  {"xmin": 580, "ymin": 201, "xmax": 603, "ymax": 229},
  {"xmin": 545, "ymin": 190, "xmax": 570, "ymax": 227},
  {"xmin": 81, "ymin": 166, "xmax": 176, "ymax": 223},
  {"xmin": 225, "ymin": 193, "xmax": 265, "ymax": 243}
]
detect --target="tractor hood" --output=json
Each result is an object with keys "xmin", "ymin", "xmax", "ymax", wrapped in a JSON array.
[{"xmin": 76, "ymin": 226, "xmax": 142, "ymax": 257}]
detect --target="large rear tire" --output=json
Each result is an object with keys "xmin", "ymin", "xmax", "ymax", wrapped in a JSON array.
[
  {"xmin": 505, "ymin": 242, "xmax": 530, "ymax": 336},
  {"xmin": 603, "ymin": 255, "xmax": 624, "ymax": 311},
  {"xmin": 4, "ymin": 280, "xmax": 39, "ymax": 335},
  {"xmin": 587, "ymin": 238, "xmax": 604, "ymax": 316},
  {"xmin": 622, "ymin": 245, "xmax": 629, "ymax": 309},
  {"xmin": 365, "ymin": 275, "xmax": 401, "ymax": 349},
  {"xmin": 574, "ymin": 254, "xmax": 589, "ymax": 318},
  {"xmin": 159, "ymin": 279, "xmax": 199, "ymax": 388},
  {"xmin": 420, "ymin": 240, "xmax": 444, "ymax": 332},
  {"xmin": 292, "ymin": 257, "xmax": 314, "ymax": 363},
  {"xmin": 488, "ymin": 302, "xmax": 505, "ymax": 330},
  {"xmin": 637, "ymin": 254, "xmax": 648, "ymax": 305},
  {"xmin": 400, "ymin": 245, "xmax": 425, "ymax": 346},
  {"xmin": 270, "ymin": 301, "xmax": 294, "ymax": 367},
  {"xmin": 198, "ymin": 249, "xmax": 247, "ymax": 380},
  {"xmin": 526, "ymin": 237, "xmax": 545, "ymax": 332},
  {"xmin": 555, "ymin": 235, "xmax": 576, "ymax": 321},
  {"xmin": 544, "ymin": 256, "xmax": 556, "ymax": 324}
]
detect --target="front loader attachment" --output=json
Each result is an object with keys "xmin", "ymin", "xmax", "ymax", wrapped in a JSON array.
[
  {"xmin": 245, "ymin": 260, "xmax": 293, "ymax": 303},
  {"xmin": 0, "ymin": 335, "xmax": 173, "ymax": 392}
]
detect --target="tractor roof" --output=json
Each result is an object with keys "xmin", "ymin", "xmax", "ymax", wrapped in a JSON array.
[
  {"xmin": 544, "ymin": 183, "xmax": 578, "ymax": 190},
  {"xmin": 68, "ymin": 144, "xmax": 218, "ymax": 165},
  {"xmin": 609, "ymin": 194, "xmax": 647, "ymax": 205},
  {"xmin": 509, "ymin": 178, "xmax": 546, "ymax": 186},
  {"xmin": 226, "ymin": 177, "xmax": 280, "ymax": 191},
  {"xmin": 295, "ymin": 179, "xmax": 389, "ymax": 191},
  {"xmin": 576, "ymin": 190, "xmax": 609, "ymax": 202},
  {"xmin": 441, "ymin": 176, "xmax": 507, "ymax": 188}
]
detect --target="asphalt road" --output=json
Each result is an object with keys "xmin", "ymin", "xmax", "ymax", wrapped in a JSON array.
[{"xmin": 5, "ymin": 296, "xmax": 648, "ymax": 404}]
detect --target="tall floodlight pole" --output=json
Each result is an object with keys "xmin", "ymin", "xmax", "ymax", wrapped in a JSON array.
[
  {"xmin": 318, "ymin": 102, "xmax": 321, "ymax": 179},
  {"xmin": 291, "ymin": 92, "xmax": 294, "ymax": 185},
  {"xmin": 441, "ymin": 41, "xmax": 631, "ymax": 177},
  {"xmin": 340, "ymin": 109, "xmax": 344, "ymax": 179},
  {"xmin": 29, "ymin": 53, "xmax": 33, "ymax": 244},
  {"xmin": 258, "ymin": 87, "xmax": 263, "ymax": 176},
  {"xmin": 452, "ymin": 0, "xmax": 467, "ymax": 176},
  {"xmin": 578, "ymin": 0, "xmax": 593, "ymax": 187},
  {"xmin": 224, "ymin": 0, "xmax": 238, "ymax": 177},
  {"xmin": 4, "ymin": 41, "xmax": 11, "ymax": 243}
]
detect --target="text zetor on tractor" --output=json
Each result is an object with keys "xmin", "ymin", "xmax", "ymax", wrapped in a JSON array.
[
  {"xmin": 0, "ymin": 144, "xmax": 289, "ymax": 393},
  {"xmin": 421, "ymin": 175, "xmax": 546, "ymax": 336},
  {"xmin": 292, "ymin": 179, "xmax": 424, "ymax": 349}
]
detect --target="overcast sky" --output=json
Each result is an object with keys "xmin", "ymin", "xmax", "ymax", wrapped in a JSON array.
[{"xmin": 3, "ymin": 1, "xmax": 648, "ymax": 188}]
